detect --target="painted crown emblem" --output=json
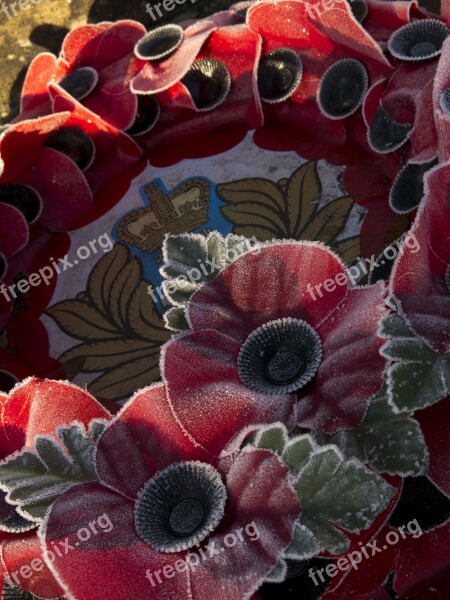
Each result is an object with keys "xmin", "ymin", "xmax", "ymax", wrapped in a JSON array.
[{"xmin": 116, "ymin": 178, "xmax": 211, "ymax": 253}]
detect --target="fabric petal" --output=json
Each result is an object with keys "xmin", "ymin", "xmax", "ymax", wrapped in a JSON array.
[
  {"xmin": 1, "ymin": 530, "xmax": 64, "ymax": 598},
  {"xmin": 0, "ymin": 377, "xmax": 109, "ymax": 456},
  {"xmin": 19, "ymin": 53, "xmax": 62, "ymax": 118},
  {"xmin": 0, "ymin": 112, "xmax": 70, "ymax": 181},
  {"xmin": 188, "ymin": 243, "xmax": 348, "ymax": 344},
  {"xmin": 394, "ymin": 521, "xmax": 450, "ymax": 596},
  {"xmin": 95, "ymin": 383, "xmax": 209, "ymax": 499},
  {"xmin": 415, "ymin": 398, "xmax": 450, "ymax": 498},
  {"xmin": 298, "ymin": 282, "xmax": 386, "ymax": 433},
  {"xmin": 0, "ymin": 203, "xmax": 29, "ymax": 258},
  {"xmin": 162, "ymin": 331, "xmax": 296, "ymax": 456},
  {"xmin": 61, "ymin": 23, "xmax": 109, "ymax": 66},
  {"xmin": 50, "ymin": 86, "xmax": 142, "ymax": 194}
]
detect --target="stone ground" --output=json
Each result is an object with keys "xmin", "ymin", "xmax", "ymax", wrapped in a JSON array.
[{"xmin": 0, "ymin": 0, "xmax": 441, "ymax": 125}]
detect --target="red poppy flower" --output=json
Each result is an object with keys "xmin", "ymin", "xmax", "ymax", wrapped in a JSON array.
[
  {"xmin": 136, "ymin": 23, "xmax": 264, "ymax": 167},
  {"xmin": 390, "ymin": 160, "xmax": 450, "ymax": 353},
  {"xmin": 161, "ymin": 242, "xmax": 386, "ymax": 441},
  {"xmin": 130, "ymin": 11, "xmax": 242, "ymax": 96},
  {"xmin": 19, "ymin": 21, "xmax": 147, "ymax": 130},
  {"xmin": 248, "ymin": 0, "xmax": 392, "ymax": 161},
  {"xmin": 0, "ymin": 378, "xmax": 110, "ymax": 598},
  {"xmin": 42, "ymin": 383, "xmax": 300, "ymax": 600},
  {"xmin": 0, "ymin": 99, "xmax": 141, "ymax": 233}
]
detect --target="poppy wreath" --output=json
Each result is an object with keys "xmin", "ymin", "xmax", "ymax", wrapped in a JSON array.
[{"xmin": 0, "ymin": 0, "xmax": 449, "ymax": 598}]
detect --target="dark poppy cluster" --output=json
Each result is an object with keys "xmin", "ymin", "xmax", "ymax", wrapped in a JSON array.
[{"xmin": 0, "ymin": 1, "xmax": 449, "ymax": 599}]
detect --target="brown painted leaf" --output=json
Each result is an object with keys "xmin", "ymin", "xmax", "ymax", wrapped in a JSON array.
[
  {"xmin": 332, "ymin": 236, "xmax": 361, "ymax": 266},
  {"xmin": 285, "ymin": 162, "xmax": 321, "ymax": 237},
  {"xmin": 87, "ymin": 244, "xmax": 129, "ymax": 315},
  {"xmin": 48, "ymin": 243, "xmax": 170, "ymax": 402},
  {"xmin": 59, "ymin": 340, "xmax": 152, "ymax": 373},
  {"xmin": 47, "ymin": 301, "xmax": 119, "ymax": 341},
  {"xmin": 108, "ymin": 258, "xmax": 142, "ymax": 330},
  {"xmin": 221, "ymin": 203, "xmax": 287, "ymax": 236},
  {"xmin": 229, "ymin": 225, "xmax": 277, "ymax": 242},
  {"xmin": 302, "ymin": 196, "xmax": 354, "ymax": 244},
  {"xmin": 88, "ymin": 354, "xmax": 161, "ymax": 401},
  {"xmin": 128, "ymin": 282, "xmax": 171, "ymax": 343},
  {"xmin": 217, "ymin": 179, "xmax": 286, "ymax": 213}
]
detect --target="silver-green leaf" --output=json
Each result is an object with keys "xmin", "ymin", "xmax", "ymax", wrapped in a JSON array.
[{"xmin": 0, "ymin": 423, "xmax": 98, "ymax": 522}]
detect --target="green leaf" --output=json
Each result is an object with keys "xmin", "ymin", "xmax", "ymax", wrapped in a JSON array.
[
  {"xmin": 282, "ymin": 435, "xmax": 315, "ymax": 478},
  {"xmin": 285, "ymin": 523, "xmax": 321, "ymax": 560},
  {"xmin": 319, "ymin": 393, "xmax": 428, "ymax": 476},
  {"xmin": 381, "ymin": 314, "xmax": 450, "ymax": 412},
  {"xmin": 0, "ymin": 424, "xmax": 98, "ymax": 522},
  {"xmin": 254, "ymin": 424, "xmax": 288, "ymax": 455},
  {"xmin": 294, "ymin": 447, "xmax": 395, "ymax": 554},
  {"xmin": 89, "ymin": 419, "xmax": 108, "ymax": 442},
  {"xmin": 161, "ymin": 234, "xmax": 209, "ymax": 279},
  {"xmin": 164, "ymin": 307, "xmax": 190, "ymax": 331},
  {"xmin": 265, "ymin": 559, "xmax": 287, "ymax": 583}
]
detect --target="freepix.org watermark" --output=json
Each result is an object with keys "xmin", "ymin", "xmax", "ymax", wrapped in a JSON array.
[
  {"xmin": 145, "ymin": 0, "xmax": 200, "ymax": 23},
  {"xmin": 9, "ymin": 513, "xmax": 113, "ymax": 588},
  {"xmin": 145, "ymin": 521, "xmax": 260, "ymax": 587},
  {"xmin": 308, "ymin": 518, "xmax": 423, "ymax": 586},
  {"xmin": 0, "ymin": 233, "xmax": 113, "ymax": 304},
  {"xmin": 1, "ymin": 0, "xmax": 55, "ymax": 20},
  {"xmin": 306, "ymin": 232, "xmax": 420, "ymax": 301}
]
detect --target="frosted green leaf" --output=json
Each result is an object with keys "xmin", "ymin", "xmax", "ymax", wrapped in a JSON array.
[
  {"xmin": 265, "ymin": 559, "xmax": 287, "ymax": 583},
  {"xmin": 319, "ymin": 393, "xmax": 428, "ymax": 476},
  {"xmin": 381, "ymin": 314, "xmax": 450, "ymax": 412},
  {"xmin": 164, "ymin": 307, "xmax": 190, "ymax": 331},
  {"xmin": 0, "ymin": 424, "xmax": 98, "ymax": 522},
  {"xmin": 294, "ymin": 447, "xmax": 395, "ymax": 554},
  {"xmin": 282, "ymin": 435, "xmax": 315, "ymax": 477},
  {"xmin": 285, "ymin": 523, "xmax": 321, "ymax": 560},
  {"xmin": 89, "ymin": 419, "xmax": 108, "ymax": 442},
  {"xmin": 254, "ymin": 424, "xmax": 288, "ymax": 455}
]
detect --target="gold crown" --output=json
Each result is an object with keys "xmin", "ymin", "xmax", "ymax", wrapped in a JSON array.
[{"xmin": 116, "ymin": 178, "xmax": 211, "ymax": 253}]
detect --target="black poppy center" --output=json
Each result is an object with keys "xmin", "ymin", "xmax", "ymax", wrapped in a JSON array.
[
  {"xmin": 58, "ymin": 67, "xmax": 98, "ymax": 101},
  {"xmin": 266, "ymin": 351, "xmax": 304, "ymax": 385},
  {"xmin": 273, "ymin": 67, "xmax": 295, "ymax": 92},
  {"xmin": 319, "ymin": 59, "xmax": 368, "ymax": 119},
  {"xmin": 134, "ymin": 24, "xmax": 184, "ymax": 61},
  {"xmin": 199, "ymin": 76, "xmax": 221, "ymax": 102},
  {"xmin": 0, "ymin": 371, "xmax": 18, "ymax": 394},
  {"xmin": 0, "ymin": 183, "xmax": 42, "ymax": 223},
  {"xmin": 135, "ymin": 461, "xmax": 226, "ymax": 553},
  {"xmin": 182, "ymin": 58, "xmax": 231, "ymax": 110},
  {"xmin": 257, "ymin": 48, "xmax": 303, "ymax": 103},
  {"xmin": 388, "ymin": 19, "xmax": 449, "ymax": 62},
  {"xmin": 338, "ymin": 77, "xmax": 361, "ymax": 110},
  {"xmin": 369, "ymin": 106, "xmax": 412, "ymax": 153},
  {"xmin": 238, "ymin": 318, "xmax": 322, "ymax": 395},
  {"xmin": 410, "ymin": 41, "xmax": 436, "ymax": 57},
  {"xmin": 44, "ymin": 127, "xmax": 95, "ymax": 171},
  {"xmin": 169, "ymin": 498, "xmax": 205, "ymax": 536},
  {"xmin": 445, "ymin": 265, "xmax": 450, "ymax": 293}
]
